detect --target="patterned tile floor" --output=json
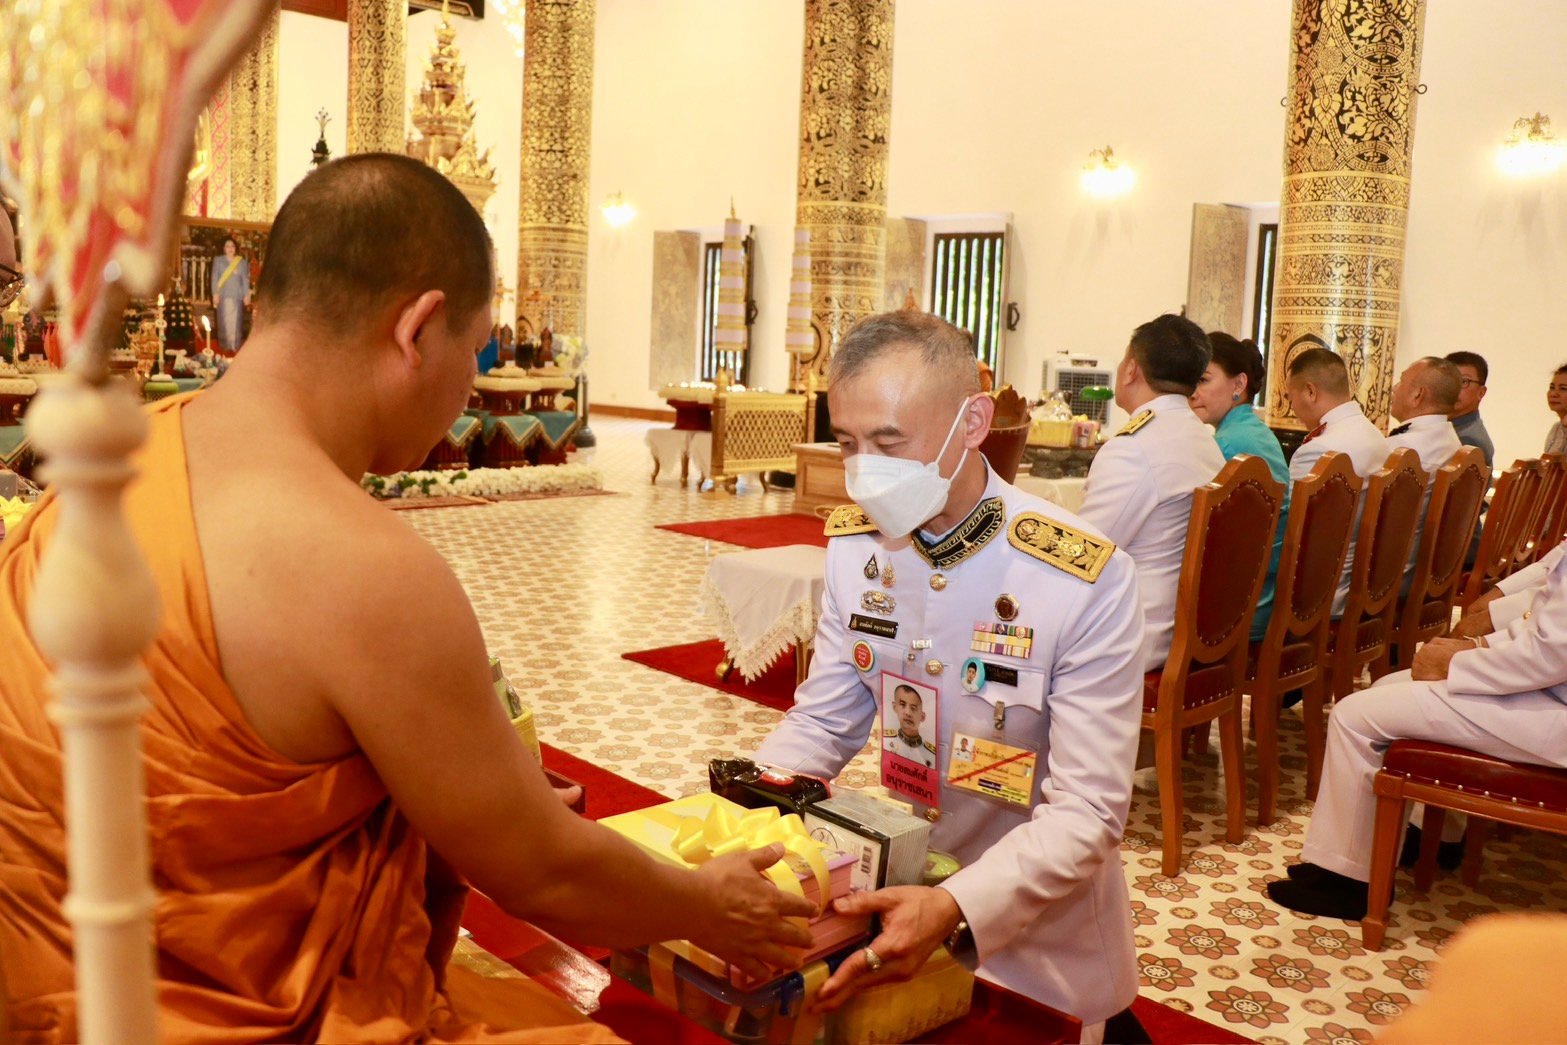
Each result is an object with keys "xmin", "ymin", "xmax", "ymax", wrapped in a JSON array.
[{"xmin": 404, "ymin": 417, "xmax": 1567, "ymax": 1044}]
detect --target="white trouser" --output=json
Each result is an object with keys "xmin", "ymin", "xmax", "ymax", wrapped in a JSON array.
[{"xmin": 1301, "ymin": 670, "xmax": 1567, "ymax": 880}]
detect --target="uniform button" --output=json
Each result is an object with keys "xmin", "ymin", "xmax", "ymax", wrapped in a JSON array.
[
  {"xmin": 925, "ymin": 659, "xmax": 944, "ymax": 676},
  {"xmin": 930, "ymin": 573, "xmax": 947, "ymax": 591},
  {"xmin": 925, "ymin": 808, "xmax": 941, "ymax": 823}
]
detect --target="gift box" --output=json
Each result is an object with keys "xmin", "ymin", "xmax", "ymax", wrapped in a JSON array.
[
  {"xmin": 612, "ymin": 942, "xmax": 861, "ymax": 1045},
  {"xmin": 829, "ymin": 946, "xmax": 975, "ymax": 1044},
  {"xmin": 602, "ymin": 793, "xmax": 870, "ymax": 989},
  {"xmin": 802, "ymin": 790, "xmax": 931, "ymax": 893},
  {"xmin": 710, "ymin": 757, "xmax": 830, "ymax": 816}
]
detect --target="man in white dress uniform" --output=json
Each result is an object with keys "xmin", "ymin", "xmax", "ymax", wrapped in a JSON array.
[
  {"xmin": 1267, "ymin": 544, "xmax": 1567, "ymax": 919},
  {"xmin": 1283, "ymin": 348, "xmax": 1391, "ymax": 616},
  {"xmin": 755, "ymin": 311, "xmax": 1145, "ymax": 1042},
  {"xmin": 1078, "ymin": 314, "xmax": 1226, "ymax": 671},
  {"xmin": 1385, "ymin": 357, "xmax": 1464, "ymax": 585}
]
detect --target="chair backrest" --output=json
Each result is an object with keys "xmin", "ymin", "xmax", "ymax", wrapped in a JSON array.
[
  {"xmin": 1499, "ymin": 457, "xmax": 1546, "ymax": 576},
  {"xmin": 978, "ymin": 386, "xmax": 1030, "ymax": 483},
  {"xmin": 1168, "ymin": 455, "xmax": 1283, "ymax": 670},
  {"xmin": 1519, "ymin": 454, "xmax": 1567, "ymax": 567},
  {"xmin": 1265, "ymin": 451, "xmax": 1360, "ymax": 651},
  {"xmin": 1539, "ymin": 454, "xmax": 1567, "ymax": 560},
  {"xmin": 1408, "ymin": 447, "xmax": 1490, "ymax": 605},
  {"xmin": 1459, "ymin": 460, "xmax": 1528, "ymax": 610},
  {"xmin": 1344, "ymin": 448, "xmax": 1426, "ymax": 623}
]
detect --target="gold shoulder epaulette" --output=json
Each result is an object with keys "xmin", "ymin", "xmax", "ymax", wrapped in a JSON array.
[
  {"xmin": 1116, "ymin": 409, "xmax": 1154, "ymax": 437},
  {"xmin": 882, "ymin": 729, "xmax": 897, "ymax": 738},
  {"xmin": 1007, "ymin": 512, "xmax": 1115, "ymax": 583},
  {"xmin": 824, "ymin": 503, "xmax": 879, "ymax": 537},
  {"xmin": 924, "ymin": 740, "xmax": 937, "ymax": 753}
]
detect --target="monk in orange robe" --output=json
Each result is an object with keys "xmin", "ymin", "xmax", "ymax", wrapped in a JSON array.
[{"xmin": 0, "ymin": 154, "xmax": 813, "ymax": 1042}]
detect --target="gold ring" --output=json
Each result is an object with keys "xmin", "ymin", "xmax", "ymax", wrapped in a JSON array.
[{"xmin": 863, "ymin": 946, "xmax": 883, "ymax": 972}]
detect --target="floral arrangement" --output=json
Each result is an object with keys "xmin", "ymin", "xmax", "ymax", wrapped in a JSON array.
[
  {"xmin": 0, "ymin": 495, "xmax": 34, "ymax": 540},
  {"xmin": 551, "ymin": 334, "xmax": 587, "ymax": 377},
  {"xmin": 361, "ymin": 462, "xmax": 603, "ymax": 500}
]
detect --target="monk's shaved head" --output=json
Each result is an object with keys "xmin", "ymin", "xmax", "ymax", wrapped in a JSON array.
[
  {"xmin": 830, "ymin": 311, "xmax": 982, "ymax": 407},
  {"xmin": 256, "ymin": 153, "xmax": 493, "ymax": 338}
]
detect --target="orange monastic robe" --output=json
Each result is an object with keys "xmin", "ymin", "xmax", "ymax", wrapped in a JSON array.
[{"xmin": 0, "ymin": 396, "xmax": 621, "ymax": 1043}]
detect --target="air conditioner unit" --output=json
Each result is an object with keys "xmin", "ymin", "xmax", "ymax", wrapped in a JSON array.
[{"xmin": 1042, "ymin": 355, "xmax": 1113, "ymax": 420}]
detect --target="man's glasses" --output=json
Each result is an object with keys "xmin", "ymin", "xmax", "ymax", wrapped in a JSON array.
[{"xmin": 1459, "ymin": 377, "xmax": 1484, "ymax": 388}]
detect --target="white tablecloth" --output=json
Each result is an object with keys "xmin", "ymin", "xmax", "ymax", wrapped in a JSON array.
[
  {"xmin": 1014, "ymin": 474, "xmax": 1088, "ymax": 514},
  {"xmin": 701, "ymin": 544, "xmax": 826, "ymax": 681}
]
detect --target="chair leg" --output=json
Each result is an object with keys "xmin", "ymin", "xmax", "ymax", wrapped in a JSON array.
[
  {"xmin": 1415, "ymin": 804, "xmax": 1444, "ymax": 892},
  {"xmin": 1461, "ymin": 818, "xmax": 1491, "ymax": 889},
  {"xmin": 1363, "ymin": 790, "xmax": 1404, "ymax": 950},
  {"xmin": 1219, "ymin": 706, "xmax": 1245, "ymax": 845},
  {"xmin": 1370, "ymin": 643, "xmax": 1393, "ymax": 685},
  {"xmin": 1156, "ymin": 725, "xmax": 1185, "ymax": 877},
  {"xmin": 1184, "ymin": 721, "xmax": 1212, "ymax": 759},
  {"xmin": 1303, "ymin": 676, "xmax": 1330, "ymax": 801},
  {"xmin": 1253, "ymin": 685, "xmax": 1281, "ymax": 826}
]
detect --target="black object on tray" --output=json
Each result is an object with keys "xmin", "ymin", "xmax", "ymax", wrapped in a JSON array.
[{"xmin": 708, "ymin": 758, "xmax": 829, "ymax": 816}]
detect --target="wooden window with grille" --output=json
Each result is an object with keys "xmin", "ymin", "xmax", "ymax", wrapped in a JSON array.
[{"xmin": 930, "ymin": 231, "xmax": 1006, "ymax": 371}]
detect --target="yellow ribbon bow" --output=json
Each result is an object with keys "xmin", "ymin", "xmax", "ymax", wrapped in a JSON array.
[
  {"xmin": 0, "ymin": 495, "xmax": 32, "ymax": 537},
  {"xmin": 669, "ymin": 803, "xmax": 833, "ymax": 918}
]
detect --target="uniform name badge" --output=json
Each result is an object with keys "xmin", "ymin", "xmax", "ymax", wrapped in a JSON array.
[
  {"xmin": 878, "ymin": 672, "xmax": 940, "ymax": 809},
  {"xmin": 947, "ymin": 711, "xmax": 1039, "ymax": 811}
]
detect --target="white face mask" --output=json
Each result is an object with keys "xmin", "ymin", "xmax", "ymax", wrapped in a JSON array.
[{"xmin": 843, "ymin": 397, "xmax": 974, "ymax": 539}]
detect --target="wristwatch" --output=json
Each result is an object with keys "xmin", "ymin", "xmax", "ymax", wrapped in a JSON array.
[{"xmin": 945, "ymin": 918, "xmax": 974, "ymax": 960}]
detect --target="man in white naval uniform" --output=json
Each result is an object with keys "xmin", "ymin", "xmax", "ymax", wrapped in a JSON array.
[
  {"xmin": 754, "ymin": 311, "xmax": 1145, "ymax": 1042},
  {"xmin": 1267, "ymin": 543, "xmax": 1567, "ymax": 919},
  {"xmin": 1385, "ymin": 357, "xmax": 1463, "ymax": 586},
  {"xmin": 1453, "ymin": 543, "xmax": 1567, "ymax": 640},
  {"xmin": 1079, "ymin": 314, "xmax": 1225, "ymax": 671},
  {"xmin": 1283, "ymin": 348, "xmax": 1391, "ymax": 616}
]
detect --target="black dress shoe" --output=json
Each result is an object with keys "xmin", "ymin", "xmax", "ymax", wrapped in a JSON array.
[
  {"xmin": 1399, "ymin": 825, "xmax": 1465, "ymax": 871},
  {"xmin": 1266, "ymin": 869, "xmax": 1374, "ymax": 920},
  {"xmin": 1285, "ymin": 860, "xmax": 1334, "ymax": 882}
]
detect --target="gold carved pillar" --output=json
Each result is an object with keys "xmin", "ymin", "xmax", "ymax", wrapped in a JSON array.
[
  {"xmin": 347, "ymin": 0, "xmax": 408, "ymax": 154},
  {"xmin": 516, "ymin": 0, "xmax": 595, "ymax": 339},
  {"xmin": 1264, "ymin": 0, "xmax": 1427, "ymax": 430},
  {"xmin": 229, "ymin": 4, "xmax": 280, "ymax": 221},
  {"xmin": 792, "ymin": 0, "xmax": 895, "ymax": 391}
]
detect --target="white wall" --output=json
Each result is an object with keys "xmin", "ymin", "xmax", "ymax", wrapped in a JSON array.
[
  {"xmin": 273, "ymin": 2, "xmax": 1567, "ymax": 465},
  {"xmin": 277, "ymin": 13, "xmax": 347, "ymax": 208}
]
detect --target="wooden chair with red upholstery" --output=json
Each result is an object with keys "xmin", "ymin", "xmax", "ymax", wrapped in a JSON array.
[
  {"xmin": 1325, "ymin": 448, "xmax": 1426, "ymax": 704},
  {"xmin": 1495, "ymin": 458, "xmax": 1546, "ymax": 578},
  {"xmin": 1363, "ymin": 740, "xmax": 1567, "ymax": 949},
  {"xmin": 1388, "ymin": 447, "xmax": 1490, "ymax": 672},
  {"xmin": 1143, "ymin": 454, "xmax": 1283, "ymax": 875},
  {"xmin": 1246, "ymin": 452, "xmax": 1360, "ymax": 826},
  {"xmin": 1456, "ymin": 460, "xmax": 1532, "ymax": 612}
]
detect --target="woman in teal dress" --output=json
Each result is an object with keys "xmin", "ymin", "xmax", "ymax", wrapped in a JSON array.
[{"xmin": 1190, "ymin": 332, "xmax": 1289, "ymax": 640}]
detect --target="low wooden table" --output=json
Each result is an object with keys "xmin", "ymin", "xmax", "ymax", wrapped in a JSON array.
[{"xmin": 792, "ymin": 441, "xmax": 847, "ymax": 517}]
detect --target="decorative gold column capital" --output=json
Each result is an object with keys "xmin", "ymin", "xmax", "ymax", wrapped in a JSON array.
[
  {"xmin": 1265, "ymin": 0, "xmax": 1427, "ymax": 431},
  {"xmin": 230, "ymin": 4, "xmax": 280, "ymax": 221},
  {"xmin": 347, "ymin": 0, "xmax": 408, "ymax": 155}
]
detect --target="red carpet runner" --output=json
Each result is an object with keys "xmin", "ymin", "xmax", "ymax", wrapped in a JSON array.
[
  {"xmin": 657, "ymin": 513, "xmax": 828, "ymax": 549},
  {"xmin": 466, "ymin": 745, "xmax": 1253, "ymax": 1043},
  {"xmin": 622, "ymin": 639, "xmax": 799, "ymax": 712}
]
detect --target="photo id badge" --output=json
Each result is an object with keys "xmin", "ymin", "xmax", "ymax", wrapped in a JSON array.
[
  {"xmin": 879, "ymin": 672, "xmax": 940, "ymax": 809},
  {"xmin": 946, "ymin": 726, "xmax": 1038, "ymax": 810}
]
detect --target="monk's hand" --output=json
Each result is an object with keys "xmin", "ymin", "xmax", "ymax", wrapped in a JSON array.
[
  {"xmin": 1413, "ymin": 636, "xmax": 1477, "ymax": 681},
  {"xmin": 552, "ymin": 783, "xmax": 582, "ymax": 809},
  {"xmin": 810, "ymin": 886, "xmax": 963, "ymax": 1013},
  {"xmin": 688, "ymin": 843, "xmax": 817, "ymax": 985}
]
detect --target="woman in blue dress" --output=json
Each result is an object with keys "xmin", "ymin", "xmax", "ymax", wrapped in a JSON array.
[
  {"xmin": 1189, "ymin": 332, "xmax": 1289, "ymax": 640},
  {"xmin": 209, "ymin": 236, "xmax": 251, "ymax": 355}
]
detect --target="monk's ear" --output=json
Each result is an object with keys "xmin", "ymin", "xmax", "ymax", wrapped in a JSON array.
[{"xmin": 392, "ymin": 291, "xmax": 446, "ymax": 370}]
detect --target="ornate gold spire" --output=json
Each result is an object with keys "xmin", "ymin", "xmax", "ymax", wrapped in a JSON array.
[{"xmin": 406, "ymin": 1, "xmax": 496, "ymax": 216}]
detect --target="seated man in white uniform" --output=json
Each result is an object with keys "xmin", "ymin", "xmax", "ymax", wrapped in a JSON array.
[
  {"xmin": 1266, "ymin": 544, "xmax": 1567, "ymax": 919},
  {"xmin": 1283, "ymin": 348, "xmax": 1391, "ymax": 616},
  {"xmin": 1385, "ymin": 357, "xmax": 1463, "ymax": 585},
  {"xmin": 755, "ymin": 311, "xmax": 1145, "ymax": 1042},
  {"xmin": 1078, "ymin": 314, "xmax": 1225, "ymax": 671}
]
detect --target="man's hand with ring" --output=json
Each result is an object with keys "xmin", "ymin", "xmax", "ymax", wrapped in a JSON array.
[{"xmin": 810, "ymin": 886, "xmax": 964, "ymax": 1012}]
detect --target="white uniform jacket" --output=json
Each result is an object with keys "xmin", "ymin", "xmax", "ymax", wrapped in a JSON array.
[
  {"xmin": 755, "ymin": 467, "xmax": 1145, "ymax": 1025},
  {"xmin": 1387, "ymin": 413, "xmax": 1462, "ymax": 582},
  {"xmin": 1078, "ymin": 393, "xmax": 1225, "ymax": 671},
  {"xmin": 1490, "ymin": 545, "xmax": 1567, "ymax": 630},
  {"xmin": 1289, "ymin": 400, "xmax": 1390, "ymax": 615}
]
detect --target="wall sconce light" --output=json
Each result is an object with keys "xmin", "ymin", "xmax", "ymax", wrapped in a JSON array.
[
  {"xmin": 600, "ymin": 191, "xmax": 637, "ymax": 228},
  {"xmin": 1080, "ymin": 146, "xmax": 1135, "ymax": 199},
  {"xmin": 1497, "ymin": 113, "xmax": 1566, "ymax": 177}
]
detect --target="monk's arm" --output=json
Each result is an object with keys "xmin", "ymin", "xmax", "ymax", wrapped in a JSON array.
[{"xmin": 317, "ymin": 542, "xmax": 814, "ymax": 970}]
